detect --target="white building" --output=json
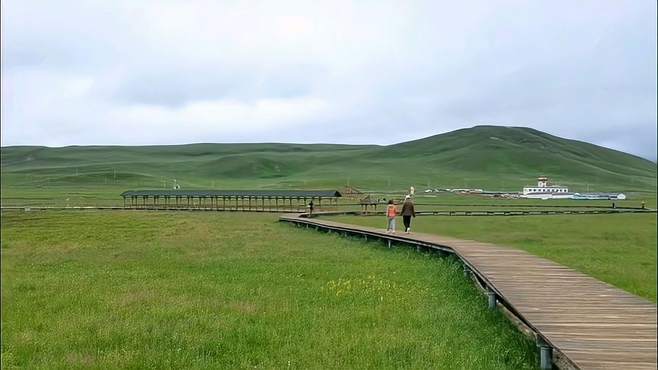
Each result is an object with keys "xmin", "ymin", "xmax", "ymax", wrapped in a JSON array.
[
  {"xmin": 522, "ymin": 176, "xmax": 570, "ymax": 199},
  {"xmin": 519, "ymin": 176, "xmax": 627, "ymax": 201}
]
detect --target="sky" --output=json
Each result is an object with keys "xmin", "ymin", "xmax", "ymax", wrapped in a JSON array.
[{"xmin": 2, "ymin": 0, "xmax": 656, "ymax": 160}]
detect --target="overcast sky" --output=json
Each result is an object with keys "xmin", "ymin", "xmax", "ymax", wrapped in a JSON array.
[{"xmin": 2, "ymin": 1, "xmax": 656, "ymax": 159}]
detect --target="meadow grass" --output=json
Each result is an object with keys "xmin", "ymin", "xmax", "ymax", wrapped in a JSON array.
[
  {"xmin": 328, "ymin": 213, "xmax": 657, "ymax": 302},
  {"xmin": 1, "ymin": 211, "xmax": 538, "ymax": 369}
]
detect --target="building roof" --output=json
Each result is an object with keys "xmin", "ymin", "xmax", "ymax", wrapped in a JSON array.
[{"xmin": 121, "ymin": 190, "xmax": 342, "ymax": 198}]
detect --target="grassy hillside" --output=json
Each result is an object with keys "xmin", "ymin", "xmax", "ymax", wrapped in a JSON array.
[
  {"xmin": 372, "ymin": 126, "xmax": 655, "ymax": 190},
  {"xmin": 1, "ymin": 126, "xmax": 655, "ymax": 206}
]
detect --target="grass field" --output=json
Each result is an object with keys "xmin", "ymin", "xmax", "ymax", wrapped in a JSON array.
[
  {"xmin": 328, "ymin": 213, "xmax": 657, "ymax": 302},
  {"xmin": 1, "ymin": 211, "xmax": 538, "ymax": 369}
]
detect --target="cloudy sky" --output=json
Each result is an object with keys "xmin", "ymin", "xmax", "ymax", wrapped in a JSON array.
[{"xmin": 2, "ymin": 1, "xmax": 656, "ymax": 159}]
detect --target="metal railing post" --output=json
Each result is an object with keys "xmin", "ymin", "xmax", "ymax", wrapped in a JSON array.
[
  {"xmin": 537, "ymin": 337, "xmax": 553, "ymax": 370},
  {"xmin": 487, "ymin": 288, "xmax": 497, "ymax": 310}
]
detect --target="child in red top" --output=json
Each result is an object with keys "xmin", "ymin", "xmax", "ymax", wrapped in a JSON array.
[{"xmin": 386, "ymin": 199, "xmax": 398, "ymax": 234}]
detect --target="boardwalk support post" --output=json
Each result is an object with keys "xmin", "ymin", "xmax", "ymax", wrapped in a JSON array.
[
  {"xmin": 387, "ymin": 240, "xmax": 392, "ymax": 248},
  {"xmin": 487, "ymin": 288, "xmax": 497, "ymax": 310},
  {"xmin": 463, "ymin": 266, "xmax": 471, "ymax": 277},
  {"xmin": 537, "ymin": 337, "xmax": 553, "ymax": 370}
]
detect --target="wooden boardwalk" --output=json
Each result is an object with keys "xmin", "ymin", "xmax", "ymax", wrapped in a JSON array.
[{"xmin": 280, "ymin": 214, "xmax": 657, "ymax": 370}]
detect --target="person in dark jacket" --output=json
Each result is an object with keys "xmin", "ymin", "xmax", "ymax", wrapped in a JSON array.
[{"xmin": 400, "ymin": 195, "xmax": 416, "ymax": 233}]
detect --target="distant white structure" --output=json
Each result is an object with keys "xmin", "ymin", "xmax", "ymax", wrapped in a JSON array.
[
  {"xmin": 521, "ymin": 176, "xmax": 627, "ymax": 200},
  {"xmin": 447, "ymin": 188, "xmax": 484, "ymax": 193},
  {"xmin": 573, "ymin": 193, "xmax": 627, "ymax": 200},
  {"xmin": 522, "ymin": 176, "xmax": 569, "ymax": 198}
]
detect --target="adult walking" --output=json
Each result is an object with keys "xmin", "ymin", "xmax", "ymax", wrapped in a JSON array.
[{"xmin": 401, "ymin": 195, "xmax": 416, "ymax": 233}]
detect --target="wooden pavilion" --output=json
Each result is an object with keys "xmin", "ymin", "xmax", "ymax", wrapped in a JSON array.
[{"xmin": 120, "ymin": 190, "xmax": 342, "ymax": 211}]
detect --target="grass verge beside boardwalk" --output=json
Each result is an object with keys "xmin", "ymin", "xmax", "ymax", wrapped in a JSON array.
[
  {"xmin": 329, "ymin": 213, "xmax": 657, "ymax": 302},
  {"xmin": 1, "ymin": 211, "xmax": 537, "ymax": 369}
]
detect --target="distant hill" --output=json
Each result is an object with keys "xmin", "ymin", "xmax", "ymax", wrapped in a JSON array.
[
  {"xmin": 1, "ymin": 126, "xmax": 656, "ymax": 203},
  {"xmin": 371, "ymin": 126, "xmax": 656, "ymax": 190}
]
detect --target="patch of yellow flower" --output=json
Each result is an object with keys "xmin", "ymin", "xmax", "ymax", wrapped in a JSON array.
[{"xmin": 322, "ymin": 275, "xmax": 411, "ymax": 302}]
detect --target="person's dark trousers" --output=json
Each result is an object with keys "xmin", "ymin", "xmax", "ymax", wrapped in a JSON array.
[{"xmin": 403, "ymin": 216, "xmax": 412, "ymax": 231}]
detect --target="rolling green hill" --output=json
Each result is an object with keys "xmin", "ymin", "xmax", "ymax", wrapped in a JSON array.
[{"xmin": 1, "ymin": 126, "xmax": 655, "ymax": 205}]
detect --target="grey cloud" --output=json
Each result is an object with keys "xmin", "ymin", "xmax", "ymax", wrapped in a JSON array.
[{"xmin": 101, "ymin": 63, "xmax": 322, "ymax": 107}]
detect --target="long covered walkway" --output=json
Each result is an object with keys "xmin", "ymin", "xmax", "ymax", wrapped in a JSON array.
[{"xmin": 121, "ymin": 190, "xmax": 341, "ymax": 212}]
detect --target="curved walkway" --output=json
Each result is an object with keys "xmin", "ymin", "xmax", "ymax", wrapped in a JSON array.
[{"xmin": 280, "ymin": 213, "xmax": 657, "ymax": 370}]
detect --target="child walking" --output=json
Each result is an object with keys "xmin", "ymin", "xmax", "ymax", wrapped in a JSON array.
[{"xmin": 386, "ymin": 199, "xmax": 398, "ymax": 234}]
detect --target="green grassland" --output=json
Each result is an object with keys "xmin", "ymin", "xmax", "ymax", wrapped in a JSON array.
[
  {"xmin": 327, "ymin": 213, "xmax": 657, "ymax": 302},
  {"xmin": 2, "ymin": 126, "xmax": 656, "ymax": 207},
  {"xmin": 1, "ymin": 211, "xmax": 538, "ymax": 369},
  {"xmin": 1, "ymin": 125, "xmax": 655, "ymax": 367}
]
